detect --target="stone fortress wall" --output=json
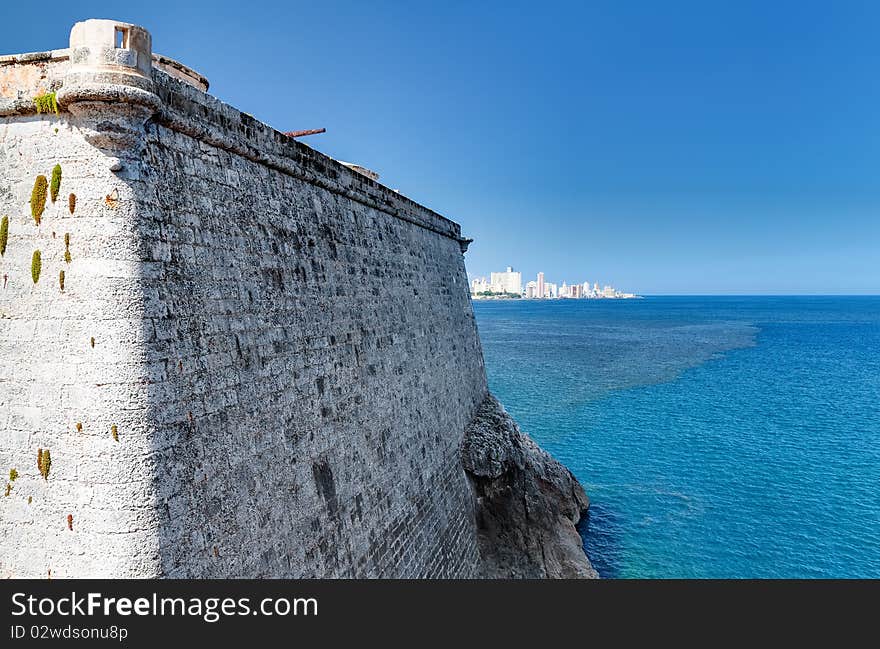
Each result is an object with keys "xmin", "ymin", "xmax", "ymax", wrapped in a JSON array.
[{"xmin": 0, "ymin": 20, "xmax": 594, "ymax": 578}]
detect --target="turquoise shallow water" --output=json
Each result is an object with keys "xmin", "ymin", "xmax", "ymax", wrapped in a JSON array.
[{"xmin": 473, "ymin": 296, "xmax": 880, "ymax": 578}]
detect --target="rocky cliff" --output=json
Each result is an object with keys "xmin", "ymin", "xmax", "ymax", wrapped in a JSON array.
[{"xmin": 463, "ymin": 395, "xmax": 598, "ymax": 579}]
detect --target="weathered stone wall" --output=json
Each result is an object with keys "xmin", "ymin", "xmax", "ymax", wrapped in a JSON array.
[
  {"xmin": 0, "ymin": 43, "xmax": 488, "ymax": 577},
  {"xmin": 135, "ymin": 71, "xmax": 488, "ymax": 577}
]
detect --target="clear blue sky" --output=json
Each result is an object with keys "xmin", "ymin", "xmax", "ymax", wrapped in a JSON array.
[{"xmin": 3, "ymin": 1, "xmax": 878, "ymax": 293}]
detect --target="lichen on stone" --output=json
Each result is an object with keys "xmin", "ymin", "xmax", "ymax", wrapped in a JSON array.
[
  {"xmin": 33, "ymin": 91, "xmax": 58, "ymax": 115},
  {"xmin": 31, "ymin": 250, "xmax": 41, "ymax": 284},
  {"xmin": 31, "ymin": 176, "xmax": 48, "ymax": 224},
  {"xmin": 0, "ymin": 216, "xmax": 8, "ymax": 256},
  {"xmin": 50, "ymin": 165, "xmax": 62, "ymax": 203}
]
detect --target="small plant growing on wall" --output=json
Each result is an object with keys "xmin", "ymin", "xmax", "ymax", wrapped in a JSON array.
[
  {"xmin": 59, "ymin": 270, "xmax": 65, "ymax": 291},
  {"xmin": 0, "ymin": 216, "xmax": 8, "ymax": 256},
  {"xmin": 64, "ymin": 232, "xmax": 71, "ymax": 263},
  {"xmin": 31, "ymin": 176, "xmax": 48, "ymax": 224},
  {"xmin": 31, "ymin": 250, "xmax": 41, "ymax": 284},
  {"xmin": 90, "ymin": 337, "xmax": 95, "ymax": 348},
  {"xmin": 67, "ymin": 514, "xmax": 73, "ymax": 531},
  {"xmin": 68, "ymin": 193, "xmax": 76, "ymax": 214},
  {"xmin": 50, "ymin": 165, "xmax": 62, "ymax": 203},
  {"xmin": 111, "ymin": 425, "xmax": 119, "ymax": 442},
  {"xmin": 76, "ymin": 422, "xmax": 82, "ymax": 432},
  {"xmin": 37, "ymin": 448, "xmax": 51, "ymax": 480},
  {"xmin": 9, "ymin": 468, "xmax": 18, "ymax": 482},
  {"xmin": 33, "ymin": 91, "xmax": 58, "ymax": 115}
]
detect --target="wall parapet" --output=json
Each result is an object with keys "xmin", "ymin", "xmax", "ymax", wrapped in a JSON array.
[{"xmin": 151, "ymin": 69, "xmax": 464, "ymax": 243}]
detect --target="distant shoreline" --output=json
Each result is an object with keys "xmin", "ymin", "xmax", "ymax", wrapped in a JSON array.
[{"xmin": 471, "ymin": 295, "xmax": 643, "ymax": 301}]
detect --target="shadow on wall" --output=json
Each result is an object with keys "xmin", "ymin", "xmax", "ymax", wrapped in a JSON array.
[
  {"xmin": 126, "ymin": 63, "xmax": 489, "ymax": 577},
  {"xmin": 134, "ymin": 117, "xmax": 488, "ymax": 576}
]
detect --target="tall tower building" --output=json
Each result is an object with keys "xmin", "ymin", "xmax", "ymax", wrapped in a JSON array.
[
  {"xmin": 537, "ymin": 272, "xmax": 545, "ymax": 299},
  {"xmin": 490, "ymin": 266, "xmax": 522, "ymax": 295}
]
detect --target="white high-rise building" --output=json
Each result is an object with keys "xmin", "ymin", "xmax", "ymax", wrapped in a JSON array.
[
  {"xmin": 490, "ymin": 266, "xmax": 522, "ymax": 295},
  {"xmin": 525, "ymin": 281, "xmax": 537, "ymax": 299},
  {"xmin": 547, "ymin": 282, "xmax": 558, "ymax": 298},
  {"xmin": 537, "ymin": 272, "xmax": 545, "ymax": 300},
  {"xmin": 470, "ymin": 277, "xmax": 490, "ymax": 294}
]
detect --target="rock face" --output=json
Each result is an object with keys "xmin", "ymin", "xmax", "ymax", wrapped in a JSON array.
[{"xmin": 462, "ymin": 394, "xmax": 598, "ymax": 579}]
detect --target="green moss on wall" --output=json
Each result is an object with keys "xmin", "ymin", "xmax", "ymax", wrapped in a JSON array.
[
  {"xmin": 37, "ymin": 448, "xmax": 51, "ymax": 480},
  {"xmin": 31, "ymin": 176, "xmax": 47, "ymax": 224},
  {"xmin": 50, "ymin": 165, "xmax": 62, "ymax": 203},
  {"xmin": 31, "ymin": 250, "xmax": 41, "ymax": 284},
  {"xmin": 33, "ymin": 92, "xmax": 58, "ymax": 115},
  {"xmin": 0, "ymin": 216, "xmax": 8, "ymax": 256}
]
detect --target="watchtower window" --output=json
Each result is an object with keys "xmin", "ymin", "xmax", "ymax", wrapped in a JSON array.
[{"xmin": 115, "ymin": 27, "xmax": 129, "ymax": 49}]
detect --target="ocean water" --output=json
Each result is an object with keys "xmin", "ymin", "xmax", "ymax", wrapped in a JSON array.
[{"xmin": 473, "ymin": 296, "xmax": 880, "ymax": 578}]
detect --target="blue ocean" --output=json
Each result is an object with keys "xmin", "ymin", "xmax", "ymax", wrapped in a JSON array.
[{"xmin": 473, "ymin": 296, "xmax": 880, "ymax": 578}]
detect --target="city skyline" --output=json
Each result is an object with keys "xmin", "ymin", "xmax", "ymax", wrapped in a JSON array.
[{"xmin": 471, "ymin": 266, "xmax": 637, "ymax": 299}]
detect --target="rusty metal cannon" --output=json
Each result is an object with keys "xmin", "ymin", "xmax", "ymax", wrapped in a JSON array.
[{"xmin": 284, "ymin": 128, "xmax": 326, "ymax": 138}]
